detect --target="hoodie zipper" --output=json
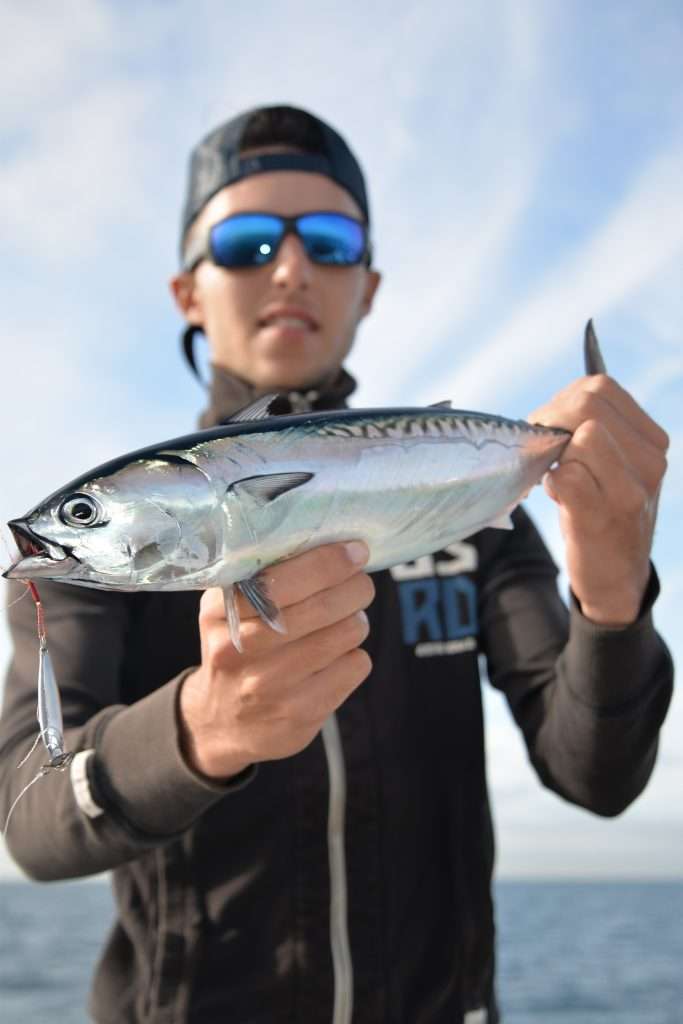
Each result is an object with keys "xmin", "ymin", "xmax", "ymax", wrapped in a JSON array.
[
  {"xmin": 287, "ymin": 390, "xmax": 352, "ymax": 1022},
  {"xmin": 287, "ymin": 389, "xmax": 320, "ymax": 413},
  {"xmin": 322, "ymin": 713, "xmax": 353, "ymax": 1024}
]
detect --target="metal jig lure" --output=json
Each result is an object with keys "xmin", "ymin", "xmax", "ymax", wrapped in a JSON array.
[{"xmin": 3, "ymin": 581, "xmax": 73, "ymax": 834}]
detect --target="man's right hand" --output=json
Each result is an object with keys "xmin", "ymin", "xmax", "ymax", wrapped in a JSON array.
[{"xmin": 178, "ymin": 541, "xmax": 375, "ymax": 780}]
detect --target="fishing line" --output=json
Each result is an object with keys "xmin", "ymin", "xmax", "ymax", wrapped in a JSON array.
[
  {"xmin": 15, "ymin": 732, "xmax": 42, "ymax": 770},
  {"xmin": 0, "ymin": 526, "xmax": 18, "ymax": 577},
  {"xmin": 2, "ymin": 528, "xmax": 39, "ymax": 607},
  {"xmin": 0, "ymin": 532, "xmax": 31, "ymax": 608},
  {"xmin": 27, "ymin": 581, "xmax": 46, "ymax": 643},
  {"xmin": 3, "ymin": 771, "xmax": 50, "ymax": 835},
  {"xmin": 6, "ymin": 586, "xmax": 30, "ymax": 610}
]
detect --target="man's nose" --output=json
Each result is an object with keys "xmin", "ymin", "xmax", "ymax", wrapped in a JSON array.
[{"xmin": 270, "ymin": 233, "xmax": 313, "ymax": 289}]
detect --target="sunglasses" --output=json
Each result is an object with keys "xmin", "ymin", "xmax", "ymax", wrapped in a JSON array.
[{"xmin": 183, "ymin": 210, "xmax": 371, "ymax": 272}]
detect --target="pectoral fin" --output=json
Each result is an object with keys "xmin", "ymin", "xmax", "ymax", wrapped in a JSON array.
[{"xmin": 229, "ymin": 472, "xmax": 314, "ymax": 508}]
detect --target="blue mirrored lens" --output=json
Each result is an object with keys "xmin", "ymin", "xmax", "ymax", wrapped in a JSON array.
[
  {"xmin": 208, "ymin": 212, "xmax": 366, "ymax": 268},
  {"xmin": 210, "ymin": 214, "xmax": 284, "ymax": 267},
  {"xmin": 297, "ymin": 213, "xmax": 366, "ymax": 265}
]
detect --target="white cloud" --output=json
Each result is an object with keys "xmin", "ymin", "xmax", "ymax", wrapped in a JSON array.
[
  {"xmin": 485, "ymin": 664, "xmax": 683, "ymax": 879},
  {"xmin": 495, "ymin": 810, "xmax": 683, "ymax": 879},
  {"xmin": 421, "ymin": 146, "xmax": 683, "ymax": 410},
  {"xmin": 347, "ymin": 1, "xmax": 555, "ymax": 404},
  {"xmin": 2, "ymin": 86, "xmax": 158, "ymax": 266},
  {"xmin": 0, "ymin": 1, "xmax": 117, "ymax": 131},
  {"xmin": 630, "ymin": 262, "xmax": 683, "ymax": 352}
]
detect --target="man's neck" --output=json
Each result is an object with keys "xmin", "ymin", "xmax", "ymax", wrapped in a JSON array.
[{"xmin": 198, "ymin": 364, "xmax": 357, "ymax": 428}]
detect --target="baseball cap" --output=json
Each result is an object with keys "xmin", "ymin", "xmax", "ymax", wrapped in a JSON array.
[
  {"xmin": 179, "ymin": 105, "xmax": 372, "ymax": 382},
  {"xmin": 180, "ymin": 104, "xmax": 370, "ymax": 256}
]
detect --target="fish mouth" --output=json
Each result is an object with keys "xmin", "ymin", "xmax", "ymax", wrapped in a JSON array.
[{"xmin": 3, "ymin": 520, "xmax": 79, "ymax": 580}]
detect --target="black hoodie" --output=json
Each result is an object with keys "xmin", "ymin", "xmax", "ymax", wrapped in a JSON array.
[{"xmin": 0, "ymin": 367, "xmax": 673, "ymax": 1023}]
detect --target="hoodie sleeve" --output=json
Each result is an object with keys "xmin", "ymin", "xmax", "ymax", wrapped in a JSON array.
[
  {"xmin": 478, "ymin": 507, "xmax": 674, "ymax": 817},
  {"xmin": 0, "ymin": 581, "xmax": 254, "ymax": 881}
]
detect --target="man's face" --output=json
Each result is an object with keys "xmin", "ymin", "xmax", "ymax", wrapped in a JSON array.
[{"xmin": 171, "ymin": 170, "xmax": 381, "ymax": 391}]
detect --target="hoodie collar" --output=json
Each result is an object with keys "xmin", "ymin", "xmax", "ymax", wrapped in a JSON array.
[{"xmin": 199, "ymin": 364, "xmax": 357, "ymax": 428}]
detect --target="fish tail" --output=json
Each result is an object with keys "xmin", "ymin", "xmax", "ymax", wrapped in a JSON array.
[{"xmin": 584, "ymin": 319, "xmax": 608, "ymax": 375}]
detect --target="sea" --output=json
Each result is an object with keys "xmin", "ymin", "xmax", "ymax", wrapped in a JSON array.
[{"xmin": 0, "ymin": 880, "xmax": 681, "ymax": 1023}]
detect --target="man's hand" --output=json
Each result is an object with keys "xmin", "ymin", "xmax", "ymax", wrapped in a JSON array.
[
  {"xmin": 179, "ymin": 541, "xmax": 375, "ymax": 779},
  {"xmin": 529, "ymin": 374, "xmax": 669, "ymax": 626}
]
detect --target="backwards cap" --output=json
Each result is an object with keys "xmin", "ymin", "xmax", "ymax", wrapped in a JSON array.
[
  {"xmin": 180, "ymin": 104, "xmax": 370, "ymax": 254},
  {"xmin": 179, "ymin": 105, "xmax": 371, "ymax": 381}
]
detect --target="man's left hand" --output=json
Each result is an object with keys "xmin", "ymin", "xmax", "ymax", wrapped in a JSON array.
[{"xmin": 528, "ymin": 374, "xmax": 669, "ymax": 626}]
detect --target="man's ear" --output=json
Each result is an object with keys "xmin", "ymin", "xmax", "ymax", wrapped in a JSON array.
[
  {"xmin": 169, "ymin": 271, "xmax": 204, "ymax": 327},
  {"xmin": 359, "ymin": 268, "xmax": 382, "ymax": 320}
]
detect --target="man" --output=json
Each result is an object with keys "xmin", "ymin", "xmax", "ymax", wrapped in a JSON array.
[{"xmin": 0, "ymin": 105, "xmax": 673, "ymax": 1023}]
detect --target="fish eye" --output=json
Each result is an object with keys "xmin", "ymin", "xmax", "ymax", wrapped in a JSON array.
[{"xmin": 59, "ymin": 494, "xmax": 103, "ymax": 528}]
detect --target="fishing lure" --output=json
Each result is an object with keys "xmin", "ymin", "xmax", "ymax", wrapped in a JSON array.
[{"xmin": 3, "ymin": 581, "xmax": 73, "ymax": 834}]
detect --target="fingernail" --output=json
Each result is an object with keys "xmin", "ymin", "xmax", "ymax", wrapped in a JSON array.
[
  {"xmin": 345, "ymin": 540, "xmax": 369, "ymax": 566},
  {"xmin": 357, "ymin": 609, "xmax": 369, "ymax": 627}
]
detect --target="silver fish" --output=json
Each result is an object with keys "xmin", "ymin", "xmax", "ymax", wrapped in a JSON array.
[
  {"xmin": 3, "ymin": 404, "xmax": 567, "ymax": 635},
  {"xmin": 5, "ymin": 324, "xmax": 606, "ymax": 646}
]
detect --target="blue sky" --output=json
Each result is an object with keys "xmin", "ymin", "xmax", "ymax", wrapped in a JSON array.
[{"xmin": 1, "ymin": 0, "xmax": 681, "ymax": 880}]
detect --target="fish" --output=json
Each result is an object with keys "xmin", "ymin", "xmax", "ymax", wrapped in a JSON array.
[{"xmin": 3, "ymin": 322, "xmax": 605, "ymax": 649}]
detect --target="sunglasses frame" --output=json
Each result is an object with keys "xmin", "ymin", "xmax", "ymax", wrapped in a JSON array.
[{"xmin": 183, "ymin": 210, "xmax": 372, "ymax": 272}]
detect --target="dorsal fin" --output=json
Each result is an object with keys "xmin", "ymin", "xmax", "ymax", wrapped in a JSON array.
[
  {"xmin": 230, "ymin": 394, "xmax": 281, "ymax": 423},
  {"xmin": 428, "ymin": 400, "xmax": 452, "ymax": 409}
]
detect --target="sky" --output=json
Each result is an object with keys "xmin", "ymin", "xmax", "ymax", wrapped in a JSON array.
[{"xmin": 0, "ymin": 0, "xmax": 681, "ymax": 882}]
